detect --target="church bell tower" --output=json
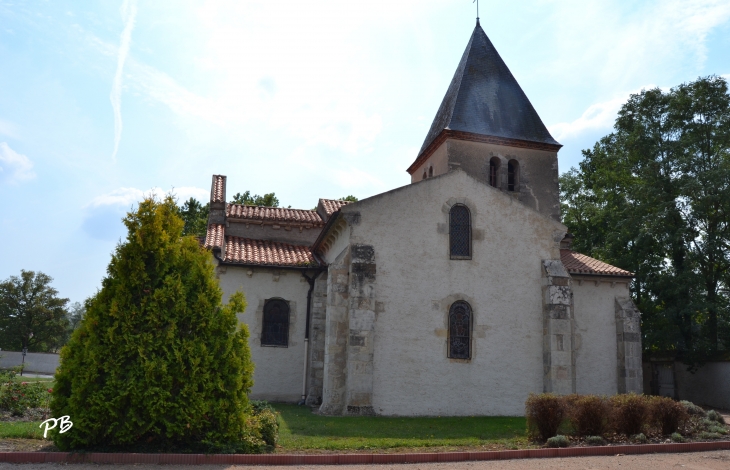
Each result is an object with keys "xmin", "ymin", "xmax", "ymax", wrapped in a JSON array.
[{"xmin": 407, "ymin": 20, "xmax": 562, "ymax": 221}]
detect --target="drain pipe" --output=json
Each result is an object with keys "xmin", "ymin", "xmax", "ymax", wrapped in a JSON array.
[{"xmin": 298, "ymin": 270, "xmax": 321, "ymax": 405}]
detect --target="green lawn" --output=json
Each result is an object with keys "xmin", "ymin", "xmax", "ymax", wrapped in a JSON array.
[
  {"xmin": 273, "ymin": 404, "xmax": 529, "ymax": 452},
  {"xmin": 0, "ymin": 421, "xmax": 47, "ymax": 440}
]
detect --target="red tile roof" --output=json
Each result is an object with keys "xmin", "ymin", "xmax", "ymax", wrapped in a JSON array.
[
  {"xmin": 560, "ymin": 249, "xmax": 633, "ymax": 277},
  {"xmin": 211, "ymin": 175, "xmax": 226, "ymax": 203},
  {"xmin": 226, "ymin": 204, "xmax": 324, "ymax": 225},
  {"xmin": 319, "ymin": 199, "xmax": 351, "ymax": 217},
  {"xmin": 224, "ymin": 237, "xmax": 318, "ymax": 267},
  {"xmin": 204, "ymin": 223, "xmax": 224, "ymax": 248}
]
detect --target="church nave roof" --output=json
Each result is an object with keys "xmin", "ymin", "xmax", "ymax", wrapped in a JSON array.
[
  {"xmin": 226, "ymin": 204, "xmax": 325, "ymax": 226},
  {"xmin": 223, "ymin": 236, "xmax": 319, "ymax": 267}
]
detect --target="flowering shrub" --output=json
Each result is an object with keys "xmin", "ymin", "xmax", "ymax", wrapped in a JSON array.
[{"xmin": 0, "ymin": 380, "xmax": 52, "ymax": 415}]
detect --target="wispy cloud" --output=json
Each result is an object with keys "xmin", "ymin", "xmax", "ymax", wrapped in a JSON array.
[
  {"xmin": 0, "ymin": 142, "xmax": 35, "ymax": 184},
  {"xmin": 109, "ymin": 0, "xmax": 137, "ymax": 162},
  {"xmin": 89, "ymin": 186, "xmax": 208, "ymax": 208}
]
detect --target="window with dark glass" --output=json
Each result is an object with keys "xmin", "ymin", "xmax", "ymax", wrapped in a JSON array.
[
  {"xmin": 428, "ymin": 166, "xmax": 434, "ymax": 178},
  {"xmin": 508, "ymin": 160, "xmax": 519, "ymax": 192},
  {"xmin": 261, "ymin": 299, "xmax": 290, "ymax": 347},
  {"xmin": 448, "ymin": 301, "xmax": 471, "ymax": 359},
  {"xmin": 489, "ymin": 157, "xmax": 500, "ymax": 187},
  {"xmin": 449, "ymin": 204, "xmax": 471, "ymax": 259}
]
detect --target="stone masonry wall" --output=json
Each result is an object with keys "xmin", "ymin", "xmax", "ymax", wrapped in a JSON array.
[
  {"xmin": 318, "ymin": 247, "xmax": 351, "ymax": 415},
  {"xmin": 615, "ymin": 297, "xmax": 643, "ymax": 393},
  {"xmin": 542, "ymin": 260, "xmax": 576, "ymax": 394},
  {"xmin": 345, "ymin": 244, "xmax": 377, "ymax": 416},
  {"xmin": 306, "ymin": 273, "xmax": 328, "ymax": 406}
]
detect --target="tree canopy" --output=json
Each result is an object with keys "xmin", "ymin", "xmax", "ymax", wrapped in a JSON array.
[
  {"xmin": 51, "ymin": 196, "xmax": 259, "ymax": 452},
  {"xmin": 230, "ymin": 191, "xmax": 279, "ymax": 207},
  {"xmin": 0, "ymin": 271, "xmax": 69, "ymax": 353},
  {"xmin": 560, "ymin": 76, "xmax": 730, "ymax": 367}
]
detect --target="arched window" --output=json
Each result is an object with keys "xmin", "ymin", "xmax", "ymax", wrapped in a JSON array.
[
  {"xmin": 448, "ymin": 301, "xmax": 472, "ymax": 359},
  {"xmin": 508, "ymin": 159, "xmax": 519, "ymax": 192},
  {"xmin": 489, "ymin": 157, "xmax": 501, "ymax": 188},
  {"xmin": 449, "ymin": 204, "xmax": 471, "ymax": 259},
  {"xmin": 428, "ymin": 166, "xmax": 434, "ymax": 178},
  {"xmin": 262, "ymin": 298, "xmax": 290, "ymax": 347},
  {"xmin": 422, "ymin": 170, "xmax": 427, "ymax": 180}
]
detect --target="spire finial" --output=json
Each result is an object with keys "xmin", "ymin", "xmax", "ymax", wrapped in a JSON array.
[{"xmin": 473, "ymin": 0, "xmax": 479, "ymax": 24}]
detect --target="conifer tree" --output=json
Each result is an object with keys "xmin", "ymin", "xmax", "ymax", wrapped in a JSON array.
[{"xmin": 51, "ymin": 196, "xmax": 257, "ymax": 452}]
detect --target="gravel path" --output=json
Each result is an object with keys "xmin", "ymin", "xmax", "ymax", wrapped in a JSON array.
[{"xmin": 0, "ymin": 451, "xmax": 728, "ymax": 470}]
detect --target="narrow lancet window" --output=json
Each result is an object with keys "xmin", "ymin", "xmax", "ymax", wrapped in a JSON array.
[
  {"xmin": 262, "ymin": 298, "xmax": 290, "ymax": 347},
  {"xmin": 448, "ymin": 301, "xmax": 472, "ymax": 359},
  {"xmin": 508, "ymin": 160, "xmax": 519, "ymax": 192},
  {"xmin": 489, "ymin": 157, "xmax": 501, "ymax": 188},
  {"xmin": 449, "ymin": 204, "xmax": 471, "ymax": 259},
  {"xmin": 429, "ymin": 166, "xmax": 434, "ymax": 178}
]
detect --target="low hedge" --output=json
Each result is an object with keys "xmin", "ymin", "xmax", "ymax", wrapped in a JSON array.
[{"xmin": 526, "ymin": 393, "xmax": 725, "ymax": 442}]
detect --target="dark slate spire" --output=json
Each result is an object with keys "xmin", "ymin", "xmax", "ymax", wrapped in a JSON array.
[{"xmin": 419, "ymin": 23, "xmax": 560, "ymax": 155}]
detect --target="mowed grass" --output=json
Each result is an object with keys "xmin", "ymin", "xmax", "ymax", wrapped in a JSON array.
[
  {"xmin": 273, "ymin": 404, "xmax": 529, "ymax": 452},
  {"xmin": 0, "ymin": 421, "xmax": 46, "ymax": 440}
]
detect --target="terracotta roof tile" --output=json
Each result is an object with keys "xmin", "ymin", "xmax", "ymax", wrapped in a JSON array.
[
  {"xmin": 319, "ymin": 199, "xmax": 351, "ymax": 217},
  {"xmin": 211, "ymin": 175, "xmax": 226, "ymax": 203},
  {"xmin": 204, "ymin": 223, "xmax": 224, "ymax": 248},
  {"xmin": 224, "ymin": 237, "xmax": 318, "ymax": 267},
  {"xmin": 226, "ymin": 204, "xmax": 324, "ymax": 225},
  {"xmin": 561, "ymin": 249, "xmax": 633, "ymax": 277}
]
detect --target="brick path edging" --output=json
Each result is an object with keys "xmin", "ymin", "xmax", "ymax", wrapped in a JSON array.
[{"xmin": 0, "ymin": 441, "xmax": 729, "ymax": 465}]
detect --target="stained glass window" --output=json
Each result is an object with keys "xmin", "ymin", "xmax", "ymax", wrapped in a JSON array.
[
  {"xmin": 262, "ymin": 299, "xmax": 289, "ymax": 347},
  {"xmin": 450, "ymin": 204, "xmax": 471, "ymax": 258},
  {"xmin": 449, "ymin": 301, "xmax": 471, "ymax": 359}
]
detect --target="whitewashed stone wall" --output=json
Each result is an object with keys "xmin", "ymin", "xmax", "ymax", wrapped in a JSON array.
[
  {"xmin": 320, "ymin": 170, "xmax": 568, "ymax": 416},
  {"xmin": 216, "ymin": 265, "xmax": 311, "ymax": 402}
]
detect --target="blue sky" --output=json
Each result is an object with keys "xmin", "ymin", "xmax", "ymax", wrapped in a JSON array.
[{"xmin": 1, "ymin": 0, "xmax": 729, "ymax": 304}]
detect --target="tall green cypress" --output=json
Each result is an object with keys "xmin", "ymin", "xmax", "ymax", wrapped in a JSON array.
[{"xmin": 51, "ymin": 196, "xmax": 257, "ymax": 452}]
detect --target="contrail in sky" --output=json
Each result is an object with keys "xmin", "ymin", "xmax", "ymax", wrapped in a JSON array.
[{"xmin": 110, "ymin": 0, "xmax": 137, "ymax": 162}]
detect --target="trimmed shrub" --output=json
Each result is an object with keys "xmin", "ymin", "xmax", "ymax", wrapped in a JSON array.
[
  {"xmin": 707, "ymin": 410, "xmax": 726, "ymax": 424},
  {"xmin": 51, "ymin": 197, "xmax": 258, "ymax": 452},
  {"xmin": 671, "ymin": 432, "xmax": 685, "ymax": 442},
  {"xmin": 609, "ymin": 393, "xmax": 648, "ymax": 436},
  {"xmin": 255, "ymin": 408, "xmax": 279, "ymax": 447},
  {"xmin": 526, "ymin": 393, "xmax": 566, "ymax": 441},
  {"xmin": 546, "ymin": 435, "xmax": 569, "ymax": 448},
  {"xmin": 567, "ymin": 395, "xmax": 608, "ymax": 437},
  {"xmin": 250, "ymin": 400, "xmax": 275, "ymax": 414},
  {"xmin": 585, "ymin": 435, "xmax": 606, "ymax": 446},
  {"xmin": 649, "ymin": 396, "xmax": 688, "ymax": 435},
  {"xmin": 699, "ymin": 431, "xmax": 723, "ymax": 439},
  {"xmin": 680, "ymin": 400, "xmax": 706, "ymax": 417},
  {"xmin": 631, "ymin": 433, "xmax": 647, "ymax": 444}
]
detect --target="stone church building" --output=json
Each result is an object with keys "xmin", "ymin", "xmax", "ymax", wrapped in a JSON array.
[{"xmin": 204, "ymin": 21, "xmax": 643, "ymax": 416}]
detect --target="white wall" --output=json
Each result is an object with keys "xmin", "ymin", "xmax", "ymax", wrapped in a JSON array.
[
  {"xmin": 572, "ymin": 279, "xmax": 628, "ymax": 395},
  {"xmin": 217, "ymin": 266, "xmax": 311, "ymax": 402},
  {"xmin": 0, "ymin": 351, "xmax": 59, "ymax": 375},
  {"xmin": 342, "ymin": 170, "xmax": 566, "ymax": 416}
]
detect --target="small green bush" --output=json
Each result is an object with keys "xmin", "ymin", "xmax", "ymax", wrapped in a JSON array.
[
  {"xmin": 649, "ymin": 396, "xmax": 687, "ymax": 435},
  {"xmin": 585, "ymin": 435, "xmax": 606, "ymax": 446},
  {"xmin": 705, "ymin": 424, "xmax": 727, "ymax": 435},
  {"xmin": 526, "ymin": 394, "xmax": 566, "ymax": 441},
  {"xmin": 568, "ymin": 395, "xmax": 608, "ymax": 437},
  {"xmin": 671, "ymin": 432, "xmax": 685, "ymax": 442},
  {"xmin": 680, "ymin": 400, "xmax": 705, "ymax": 417},
  {"xmin": 699, "ymin": 431, "xmax": 723, "ymax": 440},
  {"xmin": 250, "ymin": 400, "xmax": 275, "ymax": 414},
  {"xmin": 609, "ymin": 393, "xmax": 648, "ymax": 436},
  {"xmin": 255, "ymin": 408, "xmax": 279, "ymax": 447},
  {"xmin": 546, "ymin": 435, "xmax": 569, "ymax": 448},
  {"xmin": 706, "ymin": 410, "xmax": 726, "ymax": 424},
  {"xmin": 631, "ymin": 433, "xmax": 647, "ymax": 443},
  {"xmin": 0, "ymin": 381, "xmax": 52, "ymax": 415}
]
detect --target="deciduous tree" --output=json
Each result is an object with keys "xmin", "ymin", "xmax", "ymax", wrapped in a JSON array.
[
  {"xmin": 561, "ymin": 76, "xmax": 730, "ymax": 367},
  {"xmin": 0, "ymin": 271, "xmax": 69, "ymax": 353}
]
